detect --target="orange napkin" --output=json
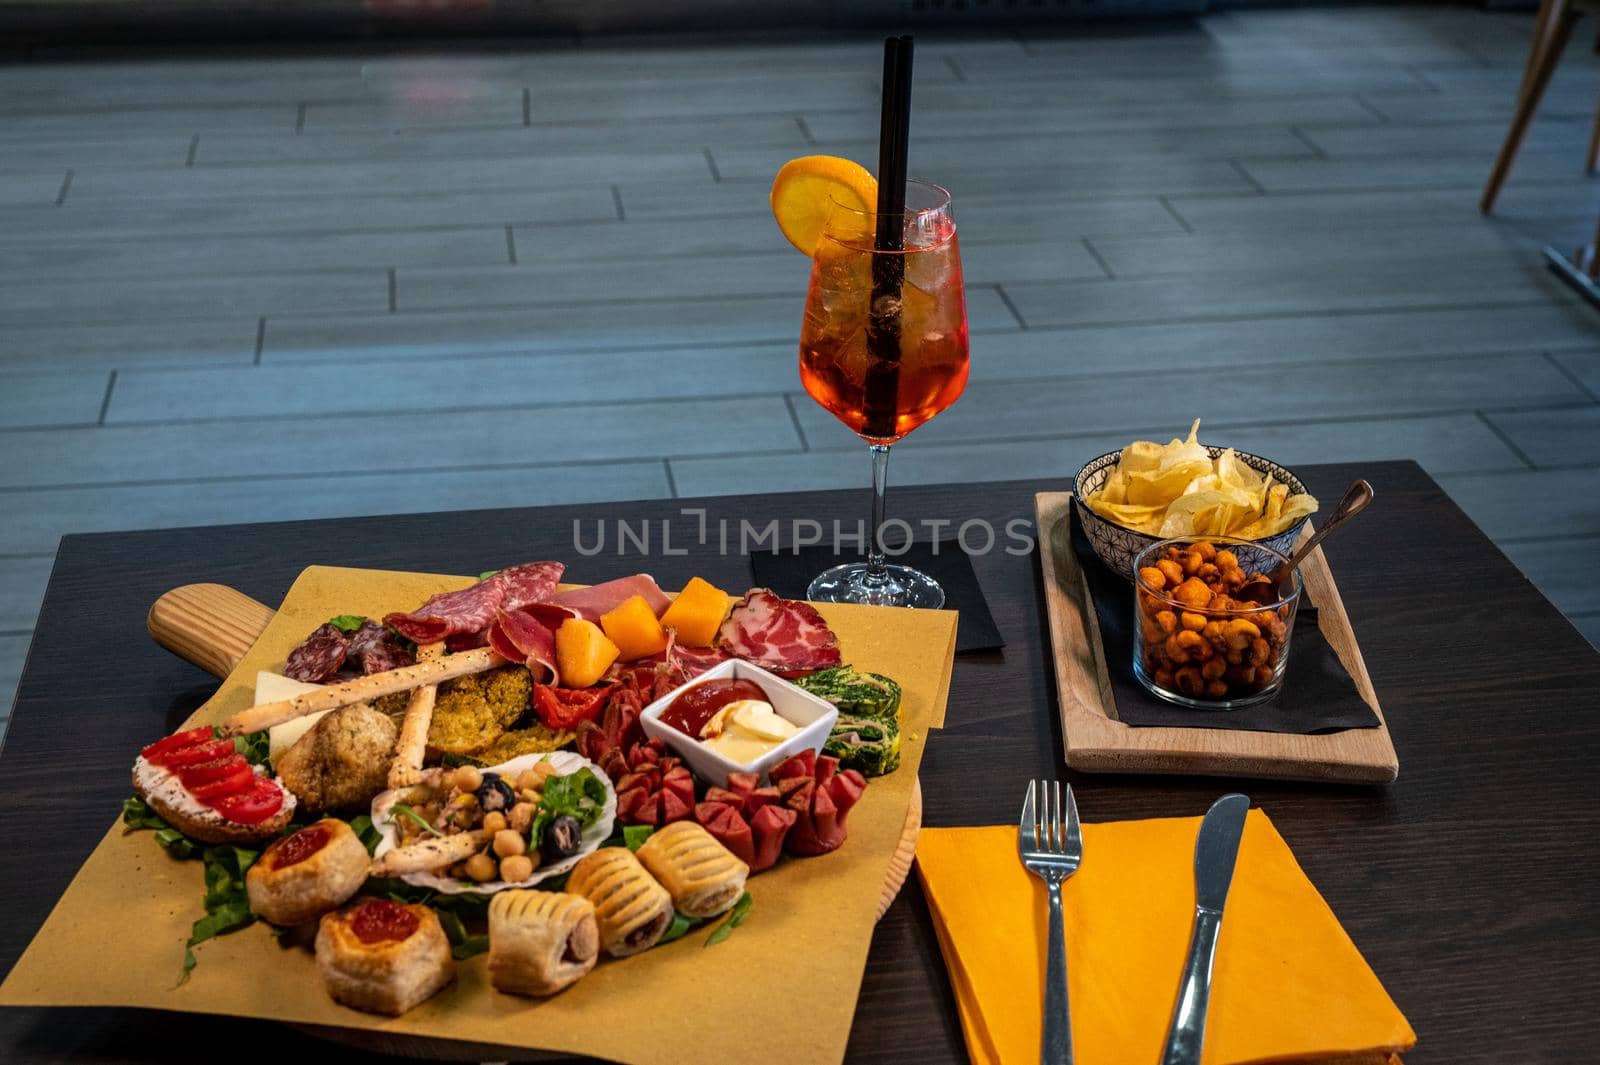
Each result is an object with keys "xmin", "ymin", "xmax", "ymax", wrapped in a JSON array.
[{"xmin": 915, "ymin": 810, "xmax": 1414, "ymax": 1065}]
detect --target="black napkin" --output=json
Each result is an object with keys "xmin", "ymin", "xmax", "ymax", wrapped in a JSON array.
[
  {"xmin": 750, "ymin": 539, "xmax": 1004, "ymax": 654},
  {"xmin": 1070, "ymin": 511, "xmax": 1379, "ymax": 734}
]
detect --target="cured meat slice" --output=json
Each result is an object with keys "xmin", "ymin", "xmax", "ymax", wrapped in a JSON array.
[
  {"xmin": 636, "ymin": 632, "xmax": 734, "ymax": 702},
  {"xmin": 715, "ymin": 589, "xmax": 842, "ymax": 675},
  {"xmin": 487, "ymin": 608, "xmax": 558, "ymax": 683},
  {"xmin": 383, "ymin": 561, "xmax": 563, "ymax": 644},
  {"xmin": 348, "ymin": 619, "xmax": 415, "ymax": 675},
  {"xmin": 492, "ymin": 561, "xmax": 566, "ymax": 611},
  {"xmin": 284, "ymin": 623, "xmax": 350, "ymax": 683},
  {"xmin": 545, "ymin": 574, "xmax": 671, "ymax": 622}
]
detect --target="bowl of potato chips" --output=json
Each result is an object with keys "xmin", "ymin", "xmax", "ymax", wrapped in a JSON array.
[{"xmin": 1074, "ymin": 421, "xmax": 1319, "ymax": 580}]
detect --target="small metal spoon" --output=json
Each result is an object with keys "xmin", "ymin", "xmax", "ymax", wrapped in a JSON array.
[{"xmin": 1236, "ymin": 479, "xmax": 1374, "ymax": 604}]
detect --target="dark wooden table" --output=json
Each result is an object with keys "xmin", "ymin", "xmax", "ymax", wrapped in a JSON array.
[{"xmin": 2, "ymin": 462, "xmax": 1597, "ymax": 1064}]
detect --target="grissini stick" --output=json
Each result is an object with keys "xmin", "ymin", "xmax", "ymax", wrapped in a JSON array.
[
  {"xmin": 370, "ymin": 830, "xmax": 492, "ymax": 877},
  {"xmin": 388, "ymin": 641, "xmax": 445, "ymax": 789},
  {"xmin": 222, "ymin": 647, "xmax": 505, "ymax": 736}
]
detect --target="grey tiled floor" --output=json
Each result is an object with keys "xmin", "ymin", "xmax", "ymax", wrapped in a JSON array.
[{"xmin": 3, "ymin": 5, "xmax": 1600, "ymax": 732}]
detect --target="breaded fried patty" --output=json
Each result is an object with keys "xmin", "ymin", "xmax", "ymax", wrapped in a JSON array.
[{"xmin": 425, "ymin": 666, "xmax": 532, "ymax": 758}]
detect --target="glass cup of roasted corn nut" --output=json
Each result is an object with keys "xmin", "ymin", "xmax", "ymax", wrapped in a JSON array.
[{"xmin": 1131, "ymin": 536, "xmax": 1302, "ymax": 710}]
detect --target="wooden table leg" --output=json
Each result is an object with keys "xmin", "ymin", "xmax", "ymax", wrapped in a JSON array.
[{"xmin": 1484, "ymin": 0, "xmax": 1578, "ymax": 214}]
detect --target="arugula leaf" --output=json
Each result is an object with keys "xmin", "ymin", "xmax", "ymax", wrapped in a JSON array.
[
  {"xmin": 348, "ymin": 814, "xmax": 382, "ymax": 856},
  {"xmin": 529, "ymin": 767, "xmax": 609, "ymax": 848},
  {"xmin": 657, "ymin": 912, "xmax": 696, "ymax": 946},
  {"xmin": 178, "ymin": 844, "xmax": 262, "ymax": 984},
  {"xmin": 121, "ymin": 794, "xmax": 167, "ymax": 832},
  {"xmin": 452, "ymin": 935, "xmax": 489, "ymax": 960},
  {"xmin": 231, "ymin": 729, "xmax": 271, "ymax": 769},
  {"xmin": 154, "ymin": 827, "xmax": 197, "ymax": 859},
  {"xmin": 392, "ymin": 802, "xmax": 444, "ymax": 839},
  {"xmin": 441, "ymin": 752, "xmax": 487, "ymax": 769},
  {"xmin": 623, "ymin": 825, "xmax": 655, "ymax": 852},
  {"xmin": 327, "ymin": 615, "xmax": 366, "ymax": 634},
  {"xmin": 704, "ymin": 893, "xmax": 753, "ymax": 948},
  {"xmin": 477, "ymin": 570, "xmax": 501, "ymax": 581}
]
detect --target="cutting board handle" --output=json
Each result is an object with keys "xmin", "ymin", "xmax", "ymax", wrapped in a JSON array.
[{"xmin": 147, "ymin": 583, "xmax": 276, "ymax": 679}]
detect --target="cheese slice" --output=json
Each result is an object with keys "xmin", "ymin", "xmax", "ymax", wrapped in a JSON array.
[{"xmin": 255, "ymin": 671, "xmax": 332, "ymax": 759}]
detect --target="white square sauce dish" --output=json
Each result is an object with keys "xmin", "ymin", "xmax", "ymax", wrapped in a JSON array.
[{"xmin": 640, "ymin": 659, "xmax": 838, "ymax": 784}]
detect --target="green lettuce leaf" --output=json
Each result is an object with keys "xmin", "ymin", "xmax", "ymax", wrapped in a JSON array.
[{"xmin": 327, "ymin": 615, "xmax": 366, "ymax": 634}]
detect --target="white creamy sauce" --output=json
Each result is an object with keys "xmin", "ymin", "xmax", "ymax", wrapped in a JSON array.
[{"xmin": 700, "ymin": 699, "xmax": 799, "ymax": 763}]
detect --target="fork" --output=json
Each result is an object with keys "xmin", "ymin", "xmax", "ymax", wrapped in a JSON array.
[{"xmin": 1019, "ymin": 780, "xmax": 1083, "ymax": 1065}]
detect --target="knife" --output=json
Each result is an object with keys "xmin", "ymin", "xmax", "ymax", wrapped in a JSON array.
[{"xmin": 1158, "ymin": 794, "xmax": 1250, "ymax": 1065}]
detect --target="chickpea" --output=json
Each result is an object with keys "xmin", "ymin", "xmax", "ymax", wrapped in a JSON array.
[
  {"xmin": 448, "ymin": 861, "xmax": 469, "ymax": 879},
  {"xmin": 515, "ymin": 769, "xmax": 543, "ymax": 792},
  {"xmin": 499, "ymin": 854, "xmax": 535, "ymax": 883},
  {"xmin": 1174, "ymin": 666, "xmax": 1205, "ymax": 697},
  {"xmin": 465, "ymin": 852, "xmax": 498, "ymax": 882},
  {"xmin": 529, "ymin": 761, "xmax": 559, "ymax": 784},
  {"xmin": 1155, "ymin": 610, "xmax": 1179, "ymax": 634},
  {"xmin": 451, "ymin": 766, "xmax": 483, "ymax": 794},
  {"xmin": 482, "ymin": 811, "xmax": 507, "ymax": 834},
  {"xmin": 1201, "ymin": 657, "xmax": 1227, "ymax": 681},
  {"xmin": 1192, "ymin": 541, "xmax": 1217, "ymax": 562},
  {"xmin": 1142, "ymin": 618, "xmax": 1166, "ymax": 646},
  {"xmin": 1179, "ymin": 611, "xmax": 1207, "ymax": 632},
  {"xmin": 508, "ymin": 801, "xmax": 537, "ymax": 833},
  {"xmin": 1156, "ymin": 559, "xmax": 1185, "ymax": 587},
  {"xmin": 1153, "ymin": 668, "xmax": 1176, "ymax": 689},
  {"xmin": 1226, "ymin": 649, "xmax": 1244, "ymax": 666},
  {"xmin": 1205, "ymin": 680, "xmax": 1229, "ymax": 699},
  {"xmin": 493, "ymin": 829, "xmax": 527, "ymax": 858},
  {"xmin": 1198, "ymin": 562, "xmax": 1220, "ymax": 581},
  {"xmin": 1224, "ymin": 618, "xmax": 1261, "ymax": 651},
  {"xmin": 1139, "ymin": 566, "xmax": 1168, "ymax": 591},
  {"xmin": 1214, "ymin": 549, "xmax": 1239, "ymax": 571},
  {"xmin": 1248, "ymin": 637, "xmax": 1272, "ymax": 667}
]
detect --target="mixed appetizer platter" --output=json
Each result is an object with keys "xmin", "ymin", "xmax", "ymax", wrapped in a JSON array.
[{"xmin": 119, "ymin": 564, "xmax": 916, "ymax": 1018}]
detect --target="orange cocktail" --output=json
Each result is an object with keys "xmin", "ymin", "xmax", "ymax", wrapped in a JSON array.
[{"xmin": 798, "ymin": 183, "xmax": 970, "ymax": 443}]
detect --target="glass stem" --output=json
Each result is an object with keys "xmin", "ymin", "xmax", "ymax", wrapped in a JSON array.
[{"xmin": 866, "ymin": 442, "xmax": 892, "ymax": 587}]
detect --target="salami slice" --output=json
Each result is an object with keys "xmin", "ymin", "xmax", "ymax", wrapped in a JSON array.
[
  {"xmin": 545, "ymin": 574, "xmax": 670, "ymax": 621},
  {"xmin": 284, "ymin": 623, "xmax": 350, "ymax": 683},
  {"xmin": 493, "ymin": 561, "xmax": 565, "ymax": 611},
  {"xmin": 487, "ymin": 607, "xmax": 558, "ymax": 683},
  {"xmin": 383, "ymin": 560, "xmax": 563, "ymax": 643},
  {"xmin": 715, "ymin": 589, "xmax": 843, "ymax": 675},
  {"xmin": 348, "ymin": 619, "xmax": 415, "ymax": 675}
]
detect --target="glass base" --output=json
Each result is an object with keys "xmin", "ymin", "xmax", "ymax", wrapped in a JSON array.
[{"xmin": 807, "ymin": 563, "xmax": 945, "ymax": 609}]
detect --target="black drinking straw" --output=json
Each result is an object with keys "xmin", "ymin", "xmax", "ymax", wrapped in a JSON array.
[{"xmin": 863, "ymin": 34, "xmax": 914, "ymax": 440}]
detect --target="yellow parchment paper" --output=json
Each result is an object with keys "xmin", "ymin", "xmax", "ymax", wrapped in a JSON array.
[{"xmin": 0, "ymin": 565, "xmax": 957, "ymax": 1065}]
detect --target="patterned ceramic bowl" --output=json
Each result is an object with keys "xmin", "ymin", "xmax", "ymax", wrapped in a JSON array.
[{"xmin": 1073, "ymin": 446, "xmax": 1312, "ymax": 581}]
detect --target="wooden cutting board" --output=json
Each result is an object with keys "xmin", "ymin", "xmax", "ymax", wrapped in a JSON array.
[
  {"xmin": 146, "ymin": 583, "xmax": 922, "ymax": 923},
  {"xmin": 1035, "ymin": 492, "xmax": 1399, "ymax": 784}
]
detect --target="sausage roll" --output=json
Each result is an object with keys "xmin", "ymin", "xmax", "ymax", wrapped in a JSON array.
[
  {"xmin": 247, "ymin": 818, "xmax": 370, "ymax": 926},
  {"xmin": 487, "ymin": 890, "xmax": 599, "ymax": 997},
  {"xmin": 636, "ymin": 821, "xmax": 749, "ymax": 919},
  {"xmin": 566, "ymin": 847, "xmax": 674, "ymax": 958},
  {"xmin": 315, "ymin": 898, "xmax": 454, "ymax": 1016}
]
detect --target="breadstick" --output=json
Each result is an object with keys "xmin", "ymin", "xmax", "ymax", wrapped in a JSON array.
[
  {"xmin": 222, "ymin": 647, "xmax": 504, "ymax": 736},
  {"xmin": 370, "ymin": 830, "xmax": 491, "ymax": 876},
  {"xmin": 388, "ymin": 641, "xmax": 444, "ymax": 789}
]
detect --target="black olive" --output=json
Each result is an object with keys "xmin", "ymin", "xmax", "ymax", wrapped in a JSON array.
[
  {"xmin": 541, "ymin": 814, "xmax": 582, "ymax": 862},
  {"xmin": 475, "ymin": 772, "xmax": 515, "ymax": 813}
]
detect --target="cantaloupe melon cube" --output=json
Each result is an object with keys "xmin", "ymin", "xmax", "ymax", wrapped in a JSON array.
[
  {"xmin": 659, "ymin": 576, "xmax": 733, "ymax": 647},
  {"xmin": 599, "ymin": 594, "xmax": 669, "ymax": 660},
  {"xmin": 556, "ymin": 618, "xmax": 620, "ymax": 688}
]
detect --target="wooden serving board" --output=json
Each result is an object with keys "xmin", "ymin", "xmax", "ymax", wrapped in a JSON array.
[
  {"xmin": 146, "ymin": 583, "xmax": 921, "ymax": 923},
  {"xmin": 1035, "ymin": 492, "xmax": 1399, "ymax": 784}
]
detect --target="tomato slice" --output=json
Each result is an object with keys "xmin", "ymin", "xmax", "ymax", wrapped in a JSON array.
[
  {"xmin": 182, "ymin": 758, "xmax": 254, "ymax": 800},
  {"xmin": 140, "ymin": 727, "xmax": 216, "ymax": 764},
  {"xmin": 532, "ymin": 683, "xmax": 615, "ymax": 729},
  {"xmin": 156, "ymin": 739, "xmax": 237, "ymax": 770},
  {"xmin": 212, "ymin": 779, "xmax": 283, "ymax": 825}
]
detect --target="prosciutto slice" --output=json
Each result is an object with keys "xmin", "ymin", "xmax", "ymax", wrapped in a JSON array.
[
  {"xmin": 384, "ymin": 561, "xmax": 564, "ymax": 643},
  {"xmin": 715, "ymin": 589, "xmax": 842, "ymax": 675},
  {"xmin": 545, "ymin": 574, "xmax": 670, "ymax": 622},
  {"xmin": 487, "ymin": 607, "xmax": 558, "ymax": 683}
]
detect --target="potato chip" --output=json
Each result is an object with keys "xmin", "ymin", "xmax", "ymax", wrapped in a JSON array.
[{"xmin": 1084, "ymin": 420, "xmax": 1318, "ymax": 540}]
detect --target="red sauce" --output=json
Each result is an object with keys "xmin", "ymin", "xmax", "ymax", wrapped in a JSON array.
[
  {"xmin": 268, "ymin": 823, "xmax": 330, "ymax": 870},
  {"xmin": 349, "ymin": 898, "xmax": 419, "ymax": 944},
  {"xmin": 659, "ymin": 678, "xmax": 771, "ymax": 738}
]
